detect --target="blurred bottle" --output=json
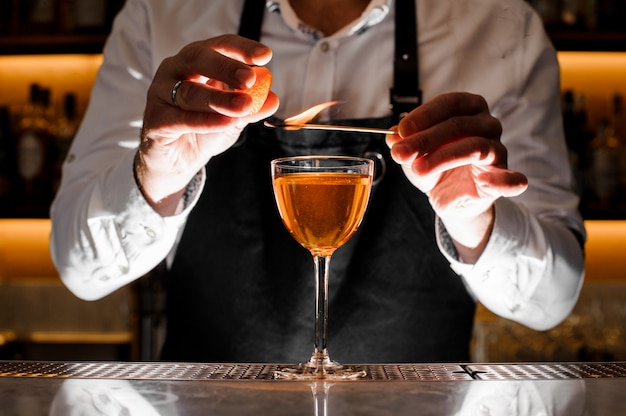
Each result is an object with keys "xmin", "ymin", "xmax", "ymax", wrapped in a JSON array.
[
  {"xmin": 597, "ymin": 0, "xmax": 626, "ymax": 31},
  {"xmin": 530, "ymin": 0, "xmax": 601, "ymax": 31},
  {"xmin": 561, "ymin": 0, "xmax": 581, "ymax": 28},
  {"xmin": 563, "ymin": 90, "xmax": 581, "ymax": 193},
  {"xmin": 15, "ymin": 83, "xmax": 54, "ymax": 217},
  {"xmin": 579, "ymin": 0, "xmax": 598, "ymax": 30},
  {"xmin": 590, "ymin": 116, "xmax": 620, "ymax": 212},
  {"xmin": 60, "ymin": 0, "xmax": 124, "ymax": 34},
  {"xmin": 40, "ymin": 87, "xmax": 55, "ymax": 125},
  {"xmin": 26, "ymin": 0, "xmax": 57, "ymax": 33},
  {"xmin": 561, "ymin": 0, "xmax": 598, "ymax": 30},
  {"xmin": 0, "ymin": 0, "xmax": 12, "ymax": 35},
  {"xmin": 580, "ymin": 0, "xmax": 598, "ymax": 30},
  {"xmin": 562, "ymin": 90, "xmax": 593, "ymax": 205},
  {"xmin": 0, "ymin": 106, "xmax": 14, "ymax": 208},
  {"xmin": 57, "ymin": 0, "xmax": 76, "ymax": 33},
  {"xmin": 529, "ymin": 0, "xmax": 562, "ymax": 30},
  {"xmin": 611, "ymin": 93, "xmax": 626, "ymax": 209},
  {"xmin": 73, "ymin": 0, "xmax": 108, "ymax": 33},
  {"xmin": 613, "ymin": 93, "xmax": 625, "ymax": 141}
]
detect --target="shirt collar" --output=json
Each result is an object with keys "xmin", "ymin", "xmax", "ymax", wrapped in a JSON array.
[{"xmin": 267, "ymin": 0, "xmax": 392, "ymax": 40}]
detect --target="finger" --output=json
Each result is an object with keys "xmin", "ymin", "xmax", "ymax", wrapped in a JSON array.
[
  {"xmin": 168, "ymin": 80, "xmax": 254, "ymax": 116},
  {"xmin": 174, "ymin": 75, "xmax": 278, "ymax": 118},
  {"xmin": 410, "ymin": 136, "xmax": 508, "ymax": 177},
  {"xmin": 208, "ymin": 34, "xmax": 273, "ymax": 66},
  {"xmin": 397, "ymin": 92, "xmax": 490, "ymax": 137},
  {"xmin": 175, "ymin": 35, "xmax": 270, "ymax": 89},
  {"xmin": 145, "ymin": 91, "xmax": 279, "ymax": 144},
  {"xmin": 391, "ymin": 114, "xmax": 502, "ymax": 162},
  {"xmin": 477, "ymin": 167, "xmax": 529, "ymax": 197},
  {"xmin": 385, "ymin": 127, "xmax": 401, "ymax": 146},
  {"xmin": 155, "ymin": 59, "xmax": 255, "ymax": 113},
  {"xmin": 143, "ymin": 106, "xmax": 239, "ymax": 144}
]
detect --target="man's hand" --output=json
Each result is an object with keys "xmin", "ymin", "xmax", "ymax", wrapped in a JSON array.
[
  {"xmin": 136, "ymin": 35, "xmax": 279, "ymax": 215},
  {"xmin": 386, "ymin": 92, "xmax": 528, "ymax": 262}
]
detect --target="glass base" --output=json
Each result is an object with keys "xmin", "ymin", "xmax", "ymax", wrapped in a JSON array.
[{"xmin": 273, "ymin": 350, "xmax": 367, "ymax": 380}]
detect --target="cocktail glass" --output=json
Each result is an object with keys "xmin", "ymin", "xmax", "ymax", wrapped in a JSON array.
[{"xmin": 271, "ymin": 155, "xmax": 374, "ymax": 380}]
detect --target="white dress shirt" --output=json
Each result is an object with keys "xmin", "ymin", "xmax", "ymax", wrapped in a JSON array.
[{"xmin": 50, "ymin": 0, "xmax": 585, "ymax": 331}]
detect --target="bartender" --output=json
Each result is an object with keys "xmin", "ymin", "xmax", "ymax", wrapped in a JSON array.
[{"xmin": 50, "ymin": 0, "xmax": 585, "ymax": 363}]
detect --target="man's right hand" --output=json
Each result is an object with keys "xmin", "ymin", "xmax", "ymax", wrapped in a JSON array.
[{"xmin": 136, "ymin": 35, "xmax": 279, "ymax": 215}]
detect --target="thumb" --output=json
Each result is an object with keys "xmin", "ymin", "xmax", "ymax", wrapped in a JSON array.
[{"xmin": 477, "ymin": 168, "xmax": 528, "ymax": 198}]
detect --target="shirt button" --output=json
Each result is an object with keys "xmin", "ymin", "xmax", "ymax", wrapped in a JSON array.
[
  {"xmin": 320, "ymin": 41, "xmax": 330, "ymax": 52},
  {"xmin": 145, "ymin": 227, "xmax": 156, "ymax": 239}
]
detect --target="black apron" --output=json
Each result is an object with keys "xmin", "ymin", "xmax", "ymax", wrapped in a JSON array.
[{"xmin": 161, "ymin": 0, "xmax": 475, "ymax": 363}]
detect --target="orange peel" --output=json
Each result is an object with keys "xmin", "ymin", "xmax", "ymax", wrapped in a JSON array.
[{"xmin": 237, "ymin": 66, "xmax": 272, "ymax": 115}]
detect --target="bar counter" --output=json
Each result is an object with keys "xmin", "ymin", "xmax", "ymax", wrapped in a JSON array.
[{"xmin": 2, "ymin": 361, "xmax": 626, "ymax": 414}]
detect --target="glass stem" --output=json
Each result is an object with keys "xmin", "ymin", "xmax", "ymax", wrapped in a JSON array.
[{"xmin": 312, "ymin": 254, "xmax": 331, "ymax": 361}]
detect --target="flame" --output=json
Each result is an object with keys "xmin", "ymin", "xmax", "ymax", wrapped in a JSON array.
[{"xmin": 284, "ymin": 101, "xmax": 342, "ymax": 125}]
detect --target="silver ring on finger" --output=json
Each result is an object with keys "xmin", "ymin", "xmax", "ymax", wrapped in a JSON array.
[{"xmin": 171, "ymin": 80, "xmax": 183, "ymax": 107}]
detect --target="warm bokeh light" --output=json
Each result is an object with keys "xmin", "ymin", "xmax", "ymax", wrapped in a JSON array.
[
  {"xmin": 0, "ymin": 218, "xmax": 57, "ymax": 280},
  {"xmin": 0, "ymin": 54, "xmax": 103, "ymax": 116},
  {"xmin": 583, "ymin": 220, "xmax": 626, "ymax": 282}
]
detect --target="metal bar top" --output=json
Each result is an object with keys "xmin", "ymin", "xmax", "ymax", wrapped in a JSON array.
[
  {"xmin": 2, "ymin": 361, "xmax": 626, "ymax": 381},
  {"xmin": 3, "ymin": 361, "xmax": 626, "ymax": 415}
]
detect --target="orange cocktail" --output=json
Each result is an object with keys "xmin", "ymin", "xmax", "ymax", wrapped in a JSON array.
[
  {"xmin": 273, "ymin": 171, "xmax": 371, "ymax": 256},
  {"xmin": 271, "ymin": 155, "xmax": 373, "ymax": 380}
]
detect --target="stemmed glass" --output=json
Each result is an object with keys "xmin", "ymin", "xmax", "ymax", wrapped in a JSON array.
[{"xmin": 271, "ymin": 155, "xmax": 374, "ymax": 380}]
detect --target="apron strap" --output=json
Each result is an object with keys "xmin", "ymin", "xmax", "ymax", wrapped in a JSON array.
[
  {"xmin": 390, "ymin": 0, "xmax": 422, "ymax": 123},
  {"xmin": 238, "ymin": 0, "xmax": 265, "ymax": 40}
]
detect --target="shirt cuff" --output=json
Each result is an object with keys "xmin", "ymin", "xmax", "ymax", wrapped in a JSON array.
[
  {"xmin": 82, "ymin": 150, "xmax": 205, "ymax": 285},
  {"xmin": 436, "ymin": 197, "xmax": 529, "ymax": 278}
]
